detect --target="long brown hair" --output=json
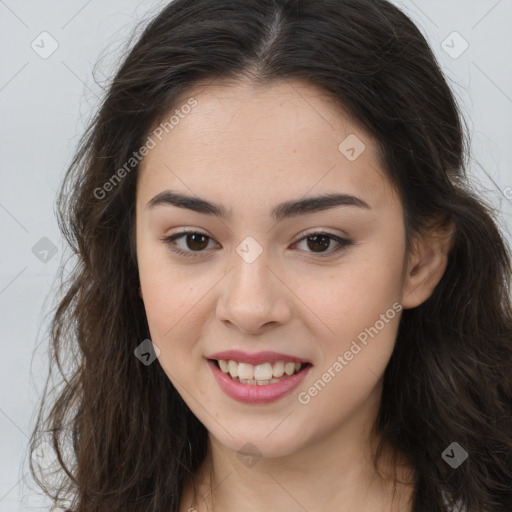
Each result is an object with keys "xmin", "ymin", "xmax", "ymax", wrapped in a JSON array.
[{"xmin": 29, "ymin": 0, "xmax": 512, "ymax": 510}]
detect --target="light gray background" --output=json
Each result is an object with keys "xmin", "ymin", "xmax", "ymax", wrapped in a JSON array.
[{"xmin": 1, "ymin": 0, "xmax": 511, "ymax": 510}]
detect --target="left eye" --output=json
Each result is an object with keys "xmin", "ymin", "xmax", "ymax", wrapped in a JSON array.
[
  {"xmin": 163, "ymin": 231, "xmax": 353, "ymax": 258},
  {"xmin": 293, "ymin": 232, "xmax": 353, "ymax": 256}
]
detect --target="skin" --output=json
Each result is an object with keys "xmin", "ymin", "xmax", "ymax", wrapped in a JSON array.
[{"xmin": 135, "ymin": 78, "xmax": 454, "ymax": 512}]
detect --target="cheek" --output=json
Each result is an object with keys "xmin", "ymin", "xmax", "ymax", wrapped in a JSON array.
[
  {"xmin": 137, "ymin": 240, "xmax": 200, "ymax": 341},
  {"xmin": 295, "ymin": 256, "xmax": 403, "ymax": 337},
  {"xmin": 295, "ymin": 282, "xmax": 401, "ymax": 428},
  {"xmin": 291, "ymin": 247, "xmax": 404, "ymax": 383},
  {"xmin": 140, "ymin": 274, "xmax": 210, "ymax": 383},
  {"xmin": 137, "ymin": 251, "xmax": 221, "ymax": 386},
  {"xmin": 141, "ymin": 274, "xmax": 207, "ymax": 345}
]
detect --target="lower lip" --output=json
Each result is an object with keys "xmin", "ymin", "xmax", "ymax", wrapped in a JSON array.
[{"xmin": 207, "ymin": 359, "xmax": 312, "ymax": 404}]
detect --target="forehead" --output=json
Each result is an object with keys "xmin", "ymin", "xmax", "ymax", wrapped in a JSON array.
[{"xmin": 137, "ymin": 78, "xmax": 396, "ymax": 213}]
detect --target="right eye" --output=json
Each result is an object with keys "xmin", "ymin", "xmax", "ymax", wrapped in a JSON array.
[{"xmin": 163, "ymin": 231, "xmax": 218, "ymax": 258}]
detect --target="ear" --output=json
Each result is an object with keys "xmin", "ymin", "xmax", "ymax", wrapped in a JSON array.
[
  {"xmin": 138, "ymin": 286, "xmax": 143, "ymax": 299},
  {"xmin": 401, "ymin": 218, "xmax": 455, "ymax": 310}
]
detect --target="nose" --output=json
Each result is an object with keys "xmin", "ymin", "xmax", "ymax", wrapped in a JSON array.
[{"xmin": 215, "ymin": 250, "xmax": 292, "ymax": 335}]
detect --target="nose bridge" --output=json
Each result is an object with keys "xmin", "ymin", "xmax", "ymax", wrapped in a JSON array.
[
  {"xmin": 217, "ymin": 238, "xmax": 290, "ymax": 332},
  {"xmin": 234, "ymin": 244, "xmax": 272, "ymax": 299}
]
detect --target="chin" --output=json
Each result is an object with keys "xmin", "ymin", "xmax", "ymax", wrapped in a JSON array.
[{"xmin": 207, "ymin": 421, "xmax": 309, "ymax": 460}]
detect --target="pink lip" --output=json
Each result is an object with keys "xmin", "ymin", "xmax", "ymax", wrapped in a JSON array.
[
  {"xmin": 207, "ymin": 359, "xmax": 312, "ymax": 404},
  {"xmin": 207, "ymin": 350, "xmax": 311, "ymax": 365}
]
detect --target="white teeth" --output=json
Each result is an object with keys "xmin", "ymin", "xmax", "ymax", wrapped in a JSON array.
[
  {"xmin": 284, "ymin": 362, "xmax": 296, "ymax": 375},
  {"xmin": 272, "ymin": 361, "xmax": 285, "ymax": 377},
  {"xmin": 228, "ymin": 360, "xmax": 238, "ymax": 377},
  {"xmin": 254, "ymin": 362, "xmax": 273, "ymax": 381},
  {"xmin": 238, "ymin": 362, "xmax": 254, "ymax": 380},
  {"xmin": 216, "ymin": 359, "xmax": 306, "ymax": 384}
]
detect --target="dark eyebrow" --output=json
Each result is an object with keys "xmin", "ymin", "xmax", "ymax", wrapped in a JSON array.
[{"xmin": 146, "ymin": 190, "xmax": 371, "ymax": 222}]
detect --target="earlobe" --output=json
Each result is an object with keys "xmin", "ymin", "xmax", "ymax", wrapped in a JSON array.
[{"xmin": 401, "ymin": 220, "xmax": 455, "ymax": 309}]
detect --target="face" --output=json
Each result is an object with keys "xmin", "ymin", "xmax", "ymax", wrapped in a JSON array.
[{"xmin": 135, "ymin": 78, "xmax": 416, "ymax": 459}]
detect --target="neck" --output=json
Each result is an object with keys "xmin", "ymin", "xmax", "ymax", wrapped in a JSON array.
[{"xmin": 181, "ymin": 390, "xmax": 415, "ymax": 512}]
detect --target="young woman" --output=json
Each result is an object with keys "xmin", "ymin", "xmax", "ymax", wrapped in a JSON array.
[{"xmin": 30, "ymin": 0, "xmax": 512, "ymax": 511}]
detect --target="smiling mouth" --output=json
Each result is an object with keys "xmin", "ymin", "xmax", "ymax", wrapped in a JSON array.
[{"xmin": 209, "ymin": 359, "xmax": 313, "ymax": 386}]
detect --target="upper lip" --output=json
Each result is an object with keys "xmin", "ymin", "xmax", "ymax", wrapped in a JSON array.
[{"xmin": 207, "ymin": 350, "xmax": 312, "ymax": 366}]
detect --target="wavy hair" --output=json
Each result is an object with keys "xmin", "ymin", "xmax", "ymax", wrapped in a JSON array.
[{"xmin": 29, "ymin": 0, "xmax": 512, "ymax": 511}]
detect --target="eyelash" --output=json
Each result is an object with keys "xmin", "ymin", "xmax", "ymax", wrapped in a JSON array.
[{"xmin": 162, "ymin": 230, "xmax": 353, "ymax": 259}]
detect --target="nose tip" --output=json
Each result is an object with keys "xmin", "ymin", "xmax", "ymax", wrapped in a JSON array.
[{"xmin": 216, "ymin": 257, "xmax": 292, "ymax": 334}]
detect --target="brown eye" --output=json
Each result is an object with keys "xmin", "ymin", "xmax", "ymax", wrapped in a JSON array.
[
  {"xmin": 163, "ymin": 230, "xmax": 353, "ymax": 259},
  {"xmin": 163, "ymin": 231, "xmax": 216, "ymax": 258},
  {"xmin": 305, "ymin": 234, "xmax": 331, "ymax": 253},
  {"xmin": 183, "ymin": 233, "xmax": 209, "ymax": 251},
  {"xmin": 294, "ymin": 232, "xmax": 353, "ymax": 257}
]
